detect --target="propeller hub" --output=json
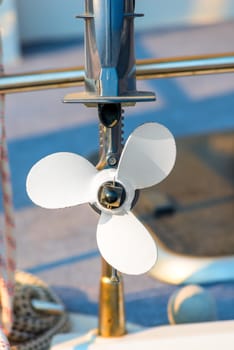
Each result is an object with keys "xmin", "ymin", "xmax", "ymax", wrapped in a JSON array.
[{"xmin": 98, "ymin": 182, "xmax": 126, "ymax": 210}]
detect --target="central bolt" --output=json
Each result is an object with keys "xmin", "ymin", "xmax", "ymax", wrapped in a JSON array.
[
  {"xmin": 98, "ymin": 181, "xmax": 126, "ymax": 209},
  {"xmin": 103, "ymin": 188, "xmax": 119, "ymax": 204}
]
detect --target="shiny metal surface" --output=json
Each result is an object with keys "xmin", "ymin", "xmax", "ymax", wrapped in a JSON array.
[
  {"xmin": 81, "ymin": 0, "xmax": 136, "ymax": 95},
  {"xmin": 0, "ymin": 67, "xmax": 84, "ymax": 94},
  {"xmin": 69, "ymin": 0, "xmax": 155, "ymax": 103},
  {"xmin": 99, "ymin": 261, "xmax": 126, "ymax": 337},
  {"xmin": 63, "ymin": 90, "xmax": 156, "ymax": 106},
  {"xmin": 1, "ymin": 53, "xmax": 233, "ymax": 94},
  {"xmin": 97, "ymin": 121, "xmax": 124, "ymax": 170},
  {"xmin": 31, "ymin": 299, "xmax": 65, "ymax": 315},
  {"xmin": 136, "ymin": 53, "xmax": 234, "ymax": 79}
]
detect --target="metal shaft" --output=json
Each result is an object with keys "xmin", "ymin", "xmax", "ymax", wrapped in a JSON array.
[
  {"xmin": 97, "ymin": 108, "xmax": 126, "ymax": 337},
  {"xmin": 0, "ymin": 53, "xmax": 233, "ymax": 94}
]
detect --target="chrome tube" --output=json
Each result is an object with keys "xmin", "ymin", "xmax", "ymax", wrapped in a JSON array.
[
  {"xmin": 0, "ymin": 67, "xmax": 85, "ymax": 94},
  {"xmin": 0, "ymin": 53, "xmax": 234, "ymax": 94},
  {"xmin": 136, "ymin": 53, "xmax": 234, "ymax": 79}
]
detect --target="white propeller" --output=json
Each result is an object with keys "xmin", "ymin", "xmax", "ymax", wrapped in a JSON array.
[{"xmin": 26, "ymin": 122, "xmax": 176, "ymax": 275}]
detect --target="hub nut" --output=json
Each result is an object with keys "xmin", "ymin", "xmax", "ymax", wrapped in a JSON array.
[{"xmin": 98, "ymin": 182, "xmax": 126, "ymax": 209}]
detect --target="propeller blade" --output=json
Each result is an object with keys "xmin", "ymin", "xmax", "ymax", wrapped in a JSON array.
[
  {"xmin": 97, "ymin": 211, "xmax": 157, "ymax": 275},
  {"xmin": 116, "ymin": 122, "xmax": 176, "ymax": 189},
  {"xmin": 26, "ymin": 152, "xmax": 97, "ymax": 209}
]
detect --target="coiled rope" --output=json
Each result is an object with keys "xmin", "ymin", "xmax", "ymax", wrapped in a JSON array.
[
  {"xmin": 0, "ymin": 33, "xmax": 16, "ymax": 343},
  {"xmin": 0, "ymin": 35, "xmax": 70, "ymax": 349}
]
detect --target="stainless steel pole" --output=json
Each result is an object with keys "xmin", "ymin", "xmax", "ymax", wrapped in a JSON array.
[{"xmin": 0, "ymin": 53, "xmax": 233, "ymax": 94}]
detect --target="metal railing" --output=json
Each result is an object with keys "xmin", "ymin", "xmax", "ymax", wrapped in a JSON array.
[{"xmin": 1, "ymin": 52, "xmax": 234, "ymax": 94}]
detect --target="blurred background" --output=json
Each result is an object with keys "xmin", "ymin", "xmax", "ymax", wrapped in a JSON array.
[
  {"xmin": 0, "ymin": 0, "xmax": 233, "ymax": 329},
  {"xmin": 1, "ymin": 0, "xmax": 234, "ymax": 63}
]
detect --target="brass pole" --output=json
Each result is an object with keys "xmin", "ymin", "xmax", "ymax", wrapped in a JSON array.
[
  {"xmin": 99, "ymin": 260, "xmax": 125, "ymax": 337},
  {"xmin": 0, "ymin": 53, "xmax": 234, "ymax": 94}
]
